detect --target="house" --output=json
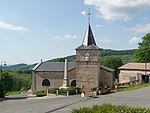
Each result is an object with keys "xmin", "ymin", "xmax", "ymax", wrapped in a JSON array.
[{"xmin": 119, "ymin": 63, "xmax": 150, "ymax": 83}]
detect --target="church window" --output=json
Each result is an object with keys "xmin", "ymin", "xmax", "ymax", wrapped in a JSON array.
[
  {"xmin": 42, "ymin": 79, "xmax": 50, "ymax": 86},
  {"xmin": 71, "ymin": 80, "xmax": 76, "ymax": 87}
]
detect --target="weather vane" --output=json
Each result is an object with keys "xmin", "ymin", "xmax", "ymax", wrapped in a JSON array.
[{"xmin": 87, "ymin": 8, "xmax": 91, "ymax": 24}]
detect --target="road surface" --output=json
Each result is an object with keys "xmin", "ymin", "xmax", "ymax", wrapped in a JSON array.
[{"xmin": 1, "ymin": 87, "xmax": 150, "ymax": 113}]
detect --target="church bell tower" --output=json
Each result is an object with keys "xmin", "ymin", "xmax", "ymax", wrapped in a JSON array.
[{"xmin": 76, "ymin": 23, "xmax": 102, "ymax": 92}]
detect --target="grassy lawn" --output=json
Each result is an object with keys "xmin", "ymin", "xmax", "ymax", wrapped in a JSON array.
[
  {"xmin": 114, "ymin": 83, "xmax": 150, "ymax": 93},
  {"xmin": 5, "ymin": 91, "xmax": 22, "ymax": 96}
]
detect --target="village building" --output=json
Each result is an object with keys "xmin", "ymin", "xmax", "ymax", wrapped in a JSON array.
[
  {"xmin": 32, "ymin": 23, "xmax": 114, "ymax": 94},
  {"xmin": 119, "ymin": 63, "xmax": 150, "ymax": 83}
]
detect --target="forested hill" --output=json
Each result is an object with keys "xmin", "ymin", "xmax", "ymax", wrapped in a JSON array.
[
  {"xmin": 49, "ymin": 49, "xmax": 137, "ymax": 63},
  {"xmin": 101, "ymin": 49, "xmax": 136, "ymax": 57}
]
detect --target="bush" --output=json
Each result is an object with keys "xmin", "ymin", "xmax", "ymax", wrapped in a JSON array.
[
  {"xmin": 0, "ymin": 83, "xmax": 5, "ymax": 98},
  {"xmin": 48, "ymin": 88, "xmax": 59, "ymax": 94},
  {"xmin": 48, "ymin": 87, "xmax": 81, "ymax": 95},
  {"xmin": 72, "ymin": 104, "xmax": 150, "ymax": 113},
  {"xmin": 36, "ymin": 90, "xmax": 47, "ymax": 97}
]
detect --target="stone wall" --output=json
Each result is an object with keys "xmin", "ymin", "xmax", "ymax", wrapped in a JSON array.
[
  {"xmin": 100, "ymin": 68, "xmax": 114, "ymax": 87},
  {"xmin": 119, "ymin": 70, "xmax": 150, "ymax": 83},
  {"xmin": 76, "ymin": 49, "xmax": 101, "ymax": 92},
  {"xmin": 32, "ymin": 68, "xmax": 76, "ymax": 93}
]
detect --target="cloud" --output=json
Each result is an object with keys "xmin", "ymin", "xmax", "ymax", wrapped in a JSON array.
[
  {"xmin": 0, "ymin": 21, "xmax": 28, "ymax": 31},
  {"xmin": 53, "ymin": 34, "xmax": 79, "ymax": 40},
  {"xmin": 129, "ymin": 23, "xmax": 150, "ymax": 33},
  {"xmin": 84, "ymin": 0, "xmax": 150, "ymax": 20},
  {"xmin": 129, "ymin": 37, "xmax": 142, "ymax": 44},
  {"xmin": 95, "ymin": 24, "xmax": 103, "ymax": 28},
  {"xmin": 80, "ymin": 10, "xmax": 87, "ymax": 16}
]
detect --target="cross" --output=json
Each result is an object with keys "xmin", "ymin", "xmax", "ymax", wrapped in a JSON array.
[{"xmin": 87, "ymin": 8, "xmax": 91, "ymax": 24}]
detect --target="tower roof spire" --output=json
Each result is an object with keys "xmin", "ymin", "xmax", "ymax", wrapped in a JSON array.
[
  {"xmin": 82, "ymin": 24, "xmax": 96, "ymax": 46},
  {"xmin": 76, "ymin": 8, "xmax": 102, "ymax": 50}
]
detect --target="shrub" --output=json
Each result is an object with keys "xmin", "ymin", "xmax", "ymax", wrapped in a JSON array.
[
  {"xmin": 48, "ymin": 87, "xmax": 81, "ymax": 95},
  {"xmin": 36, "ymin": 90, "xmax": 47, "ymax": 97},
  {"xmin": 48, "ymin": 88, "xmax": 59, "ymax": 94},
  {"xmin": 72, "ymin": 104, "xmax": 150, "ymax": 113}
]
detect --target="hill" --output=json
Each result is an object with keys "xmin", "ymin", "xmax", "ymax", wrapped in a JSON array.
[
  {"xmin": 49, "ymin": 49, "xmax": 137, "ymax": 64},
  {"xmin": 6, "ymin": 63, "xmax": 28, "ymax": 69},
  {"xmin": 6, "ymin": 49, "xmax": 136, "ymax": 70}
]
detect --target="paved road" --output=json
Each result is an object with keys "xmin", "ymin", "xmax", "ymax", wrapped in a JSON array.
[{"xmin": 1, "ymin": 87, "xmax": 150, "ymax": 113}]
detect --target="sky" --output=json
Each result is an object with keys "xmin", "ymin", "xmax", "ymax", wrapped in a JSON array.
[{"xmin": 0, "ymin": 0, "xmax": 150, "ymax": 65}]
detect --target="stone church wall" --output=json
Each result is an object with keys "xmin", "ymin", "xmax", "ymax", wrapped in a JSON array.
[
  {"xmin": 32, "ymin": 68, "xmax": 76, "ymax": 93},
  {"xmin": 76, "ymin": 49, "xmax": 101, "ymax": 92},
  {"xmin": 100, "ymin": 68, "xmax": 114, "ymax": 87}
]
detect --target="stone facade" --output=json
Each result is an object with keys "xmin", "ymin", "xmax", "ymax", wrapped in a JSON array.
[
  {"xmin": 100, "ymin": 67, "xmax": 114, "ymax": 87},
  {"xmin": 119, "ymin": 70, "xmax": 150, "ymax": 83},
  {"xmin": 119, "ymin": 63, "xmax": 150, "ymax": 83},
  {"xmin": 76, "ymin": 49, "xmax": 101, "ymax": 92},
  {"xmin": 32, "ymin": 68, "xmax": 76, "ymax": 93}
]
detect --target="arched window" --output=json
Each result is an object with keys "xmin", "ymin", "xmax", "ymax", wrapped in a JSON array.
[
  {"xmin": 71, "ymin": 80, "xmax": 76, "ymax": 87},
  {"xmin": 42, "ymin": 79, "xmax": 50, "ymax": 86}
]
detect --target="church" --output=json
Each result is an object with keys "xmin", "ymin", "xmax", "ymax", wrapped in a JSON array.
[{"xmin": 32, "ymin": 23, "xmax": 114, "ymax": 94}]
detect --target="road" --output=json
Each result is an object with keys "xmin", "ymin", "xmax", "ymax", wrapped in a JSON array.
[{"xmin": 1, "ymin": 87, "xmax": 150, "ymax": 113}]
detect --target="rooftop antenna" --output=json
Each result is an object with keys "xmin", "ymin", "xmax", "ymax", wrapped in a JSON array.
[{"xmin": 87, "ymin": 8, "xmax": 91, "ymax": 24}]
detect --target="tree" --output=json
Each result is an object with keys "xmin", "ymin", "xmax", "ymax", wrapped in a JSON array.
[
  {"xmin": 134, "ymin": 33, "xmax": 150, "ymax": 62},
  {"xmin": 2, "ymin": 72, "xmax": 13, "ymax": 93},
  {"xmin": 57, "ymin": 58, "xmax": 65, "ymax": 62},
  {"xmin": 0, "ymin": 82, "xmax": 5, "ymax": 98},
  {"xmin": 102, "ymin": 56, "xmax": 123, "ymax": 79}
]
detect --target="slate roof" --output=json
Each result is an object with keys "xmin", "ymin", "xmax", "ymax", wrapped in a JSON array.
[
  {"xmin": 76, "ymin": 44, "xmax": 102, "ymax": 50},
  {"xmin": 101, "ymin": 65, "xmax": 114, "ymax": 72},
  {"xmin": 32, "ymin": 61, "xmax": 114, "ymax": 73},
  {"xmin": 82, "ymin": 24, "xmax": 96, "ymax": 46},
  {"xmin": 32, "ymin": 62, "xmax": 76, "ymax": 72},
  {"xmin": 119, "ymin": 63, "xmax": 150, "ymax": 71},
  {"xmin": 76, "ymin": 24, "xmax": 101, "ymax": 50}
]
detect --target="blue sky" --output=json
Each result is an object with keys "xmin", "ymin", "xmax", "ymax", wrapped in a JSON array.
[{"xmin": 0, "ymin": 0, "xmax": 150, "ymax": 65}]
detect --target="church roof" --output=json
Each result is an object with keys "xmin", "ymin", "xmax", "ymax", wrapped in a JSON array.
[
  {"xmin": 32, "ymin": 61, "xmax": 114, "ymax": 73},
  {"xmin": 101, "ymin": 65, "xmax": 114, "ymax": 72},
  {"xmin": 119, "ymin": 63, "xmax": 150, "ymax": 71},
  {"xmin": 76, "ymin": 44, "xmax": 100, "ymax": 50},
  {"xmin": 82, "ymin": 24, "xmax": 96, "ymax": 46},
  {"xmin": 32, "ymin": 62, "xmax": 76, "ymax": 72},
  {"xmin": 76, "ymin": 24, "xmax": 101, "ymax": 50}
]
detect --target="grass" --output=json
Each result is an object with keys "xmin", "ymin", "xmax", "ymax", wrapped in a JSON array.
[
  {"xmin": 72, "ymin": 104, "xmax": 150, "ymax": 113},
  {"xmin": 5, "ymin": 91, "xmax": 23, "ymax": 96},
  {"xmin": 114, "ymin": 83, "xmax": 150, "ymax": 93}
]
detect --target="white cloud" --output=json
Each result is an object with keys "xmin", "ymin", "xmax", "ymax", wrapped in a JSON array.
[
  {"xmin": 80, "ymin": 11, "xmax": 87, "ymax": 16},
  {"xmin": 0, "ymin": 21, "xmax": 27, "ymax": 31},
  {"xmin": 129, "ymin": 37, "xmax": 142, "ymax": 44},
  {"xmin": 95, "ymin": 24, "xmax": 103, "ymax": 28},
  {"xmin": 130, "ymin": 23, "xmax": 150, "ymax": 33},
  {"xmin": 53, "ymin": 34, "xmax": 79, "ymax": 40},
  {"xmin": 84, "ymin": 0, "xmax": 150, "ymax": 20}
]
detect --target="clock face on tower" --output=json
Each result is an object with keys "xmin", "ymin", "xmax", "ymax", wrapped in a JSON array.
[{"xmin": 85, "ymin": 53, "xmax": 90, "ymax": 61}]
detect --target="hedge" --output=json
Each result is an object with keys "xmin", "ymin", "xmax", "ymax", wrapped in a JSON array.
[
  {"xmin": 36, "ymin": 90, "xmax": 47, "ymax": 97},
  {"xmin": 72, "ymin": 104, "xmax": 150, "ymax": 113},
  {"xmin": 48, "ymin": 87, "xmax": 81, "ymax": 95}
]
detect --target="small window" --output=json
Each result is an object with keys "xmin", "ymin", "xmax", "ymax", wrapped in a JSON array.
[
  {"xmin": 42, "ymin": 79, "xmax": 50, "ymax": 86},
  {"xmin": 71, "ymin": 80, "xmax": 76, "ymax": 87}
]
